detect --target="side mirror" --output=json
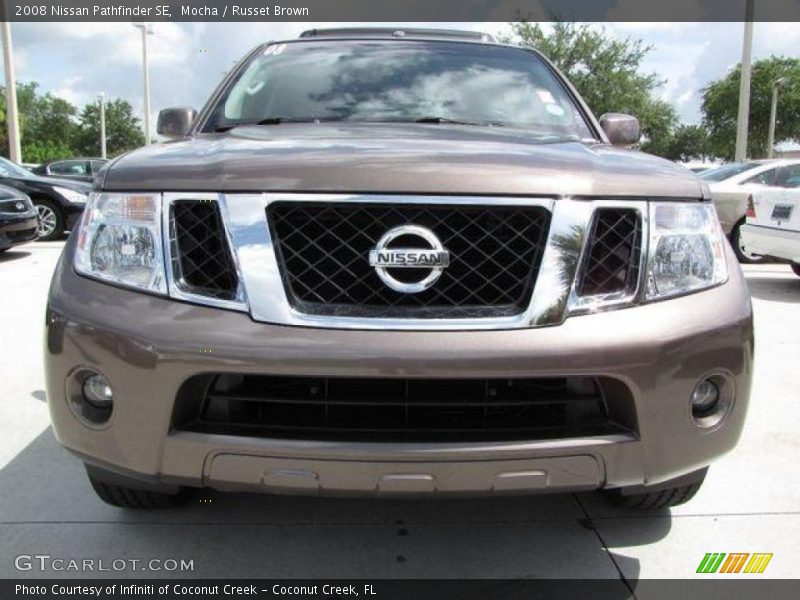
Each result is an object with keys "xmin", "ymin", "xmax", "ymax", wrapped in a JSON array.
[
  {"xmin": 599, "ymin": 113, "xmax": 641, "ymax": 146},
  {"xmin": 157, "ymin": 107, "xmax": 197, "ymax": 139}
]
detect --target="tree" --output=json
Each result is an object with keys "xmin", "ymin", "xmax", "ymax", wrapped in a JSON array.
[
  {"xmin": 0, "ymin": 81, "xmax": 77, "ymax": 161},
  {"xmin": 1, "ymin": 81, "xmax": 143, "ymax": 162},
  {"xmin": 702, "ymin": 56, "xmax": 800, "ymax": 160},
  {"xmin": 503, "ymin": 22, "xmax": 678, "ymax": 154},
  {"xmin": 74, "ymin": 98, "xmax": 144, "ymax": 157},
  {"xmin": 661, "ymin": 124, "xmax": 711, "ymax": 162}
]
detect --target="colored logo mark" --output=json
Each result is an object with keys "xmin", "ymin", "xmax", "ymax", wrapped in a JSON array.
[{"xmin": 696, "ymin": 553, "xmax": 773, "ymax": 574}]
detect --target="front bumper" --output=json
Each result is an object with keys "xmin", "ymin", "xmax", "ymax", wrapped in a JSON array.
[
  {"xmin": 741, "ymin": 224, "xmax": 800, "ymax": 263},
  {"xmin": 0, "ymin": 213, "xmax": 38, "ymax": 249},
  {"xmin": 45, "ymin": 237, "xmax": 753, "ymax": 496}
]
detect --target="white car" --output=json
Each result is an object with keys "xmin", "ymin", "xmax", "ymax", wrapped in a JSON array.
[
  {"xmin": 700, "ymin": 159, "xmax": 800, "ymax": 263},
  {"xmin": 741, "ymin": 188, "xmax": 800, "ymax": 277}
]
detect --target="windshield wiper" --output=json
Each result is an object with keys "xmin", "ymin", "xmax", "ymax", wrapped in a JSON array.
[
  {"xmin": 213, "ymin": 115, "xmax": 505, "ymax": 132},
  {"xmin": 214, "ymin": 117, "xmax": 343, "ymax": 132},
  {"xmin": 412, "ymin": 116, "xmax": 504, "ymax": 127}
]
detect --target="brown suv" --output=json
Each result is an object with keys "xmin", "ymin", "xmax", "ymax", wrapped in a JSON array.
[{"xmin": 45, "ymin": 29, "xmax": 752, "ymax": 510}]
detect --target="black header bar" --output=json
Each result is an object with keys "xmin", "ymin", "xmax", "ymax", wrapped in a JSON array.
[{"xmin": 1, "ymin": 0, "xmax": 799, "ymax": 23}]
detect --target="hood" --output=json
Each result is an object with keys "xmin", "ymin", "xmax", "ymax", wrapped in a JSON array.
[
  {"xmin": 103, "ymin": 123, "xmax": 703, "ymax": 199},
  {"xmin": 0, "ymin": 183, "xmax": 28, "ymax": 200}
]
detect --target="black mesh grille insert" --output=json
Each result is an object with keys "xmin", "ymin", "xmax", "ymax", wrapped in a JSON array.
[
  {"xmin": 268, "ymin": 202, "xmax": 551, "ymax": 318},
  {"xmin": 176, "ymin": 374, "xmax": 632, "ymax": 442},
  {"xmin": 577, "ymin": 208, "xmax": 642, "ymax": 297},
  {"xmin": 171, "ymin": 200, "xmax": 238, "ymax": 300}
]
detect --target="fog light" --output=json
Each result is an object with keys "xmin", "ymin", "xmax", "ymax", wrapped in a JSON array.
[
  {"xmin": 82, "ymin": 374, "xmax": 114, "ymax": 409},
  {"xmin": 691, "ymin": 379, "xmax": 719, "ymax": 416}
]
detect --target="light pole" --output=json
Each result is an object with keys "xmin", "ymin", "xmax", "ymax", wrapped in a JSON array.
[
  {"xmin": 98, "ymin": 92, "xmax": 107, "ymax": 159},
  {"xmin": 767, "ymin": 77, "xmax": 787, "ymax": 159},
  {"xmin": 132, "ymin": 23, "xmax": 154, "ymax": 145},
  {"xmin": 1, "ymin": 21, "xmax": 21, "ymax": 163},
  {"xmin": 734, "ymin": 0, "xmax": 755, "ymax": 161}
]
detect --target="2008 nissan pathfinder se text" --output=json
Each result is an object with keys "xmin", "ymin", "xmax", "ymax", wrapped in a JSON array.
[{"xmin": 45, "ymin": 29, "xmax": 753, "ymax": 510}]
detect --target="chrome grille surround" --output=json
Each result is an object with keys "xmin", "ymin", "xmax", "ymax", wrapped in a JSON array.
[{"xmin": 161, "ymin": 193, "xmax": 650, "ymax": 330}]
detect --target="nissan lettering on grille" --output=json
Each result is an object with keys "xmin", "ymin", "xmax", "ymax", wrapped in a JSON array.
[{"xmin": 368, "ymin": 225, "xmax": 450, "ymax": 293}]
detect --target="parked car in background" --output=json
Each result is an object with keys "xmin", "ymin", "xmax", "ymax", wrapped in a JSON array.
[
  {"xmin": 700, "ymin": 159, "xmax": 800, "ymax": 263},
  {"xmin": 0, "ymin": 156, "xmax": 90, "ymax": 241},
  {"xmin": 31, "ymin": 158, "xmax": 108, "ymax": 183},
  {"xmin": 680, "ymin": 160, "xmax": 720, "ymax": 174},
  {"xmin": 0, "ymin": 184, "xmax": 38, "ymax": 253},
  {"xmin": 741, "ymin": 189, "xmax": 800, "ymax": 276}
]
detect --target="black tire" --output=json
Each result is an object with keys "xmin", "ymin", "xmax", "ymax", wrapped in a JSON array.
[
  {"xmin": 33, "ymin": 198, "xmax": 65, "ymax": 241},
  {"xmin": 601, "ymin": 469, "xmax": 706, "ymax": 510},
  {"xmin": 792, "ymin": 264, "xmax": 800, "ymax": 277},
  {"xmin": 731, "ymin": 220, "xmax": 765, "ymax": 264},
  {"xmin": 87, "ymin": 469, "xmax": 190, "ymax": 509}
]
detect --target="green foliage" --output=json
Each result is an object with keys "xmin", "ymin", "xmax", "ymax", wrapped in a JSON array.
[
  {"xmin": 701, "ymin": 56, "xmax": 800, "ymax": 160},
  {"xmin": 74, "ymin": 99, "xmax": 145, "ymax": 157},
  {"xmin": 0, "ymin": 81, "xmax": 143, "ymax": 162},
  {"xmin": 660, "ymin": 124, "xmax": 711, "ymax": 162},
  {"xmin": 504, "ymin": 22, "xmax": 678, "ymax": 154},
  {"xmin": 22, "ymin": 140, "xmax": 74, "ymax": 164}
]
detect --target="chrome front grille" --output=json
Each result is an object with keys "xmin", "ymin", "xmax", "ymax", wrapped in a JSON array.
[{"xmin": 162, "ymin": 194, "xmax": 647, "ymax": 330}]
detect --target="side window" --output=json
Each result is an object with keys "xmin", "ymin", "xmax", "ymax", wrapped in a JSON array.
[
  {"xmin": 743, "ymin": 168, "xmax": 776, "ymax": 186},
  {"xmin": 776, "ymin": 164, "xmax": 800, "ymax": 189},
  {"xmin": 49, "ymin": 161, "xmax": 89, "ymax": 176},
  {"xmin": 90, "ymin": 160, "xmax": 106, "ymax": 174}
]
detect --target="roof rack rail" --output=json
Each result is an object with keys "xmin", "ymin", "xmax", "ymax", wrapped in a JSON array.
[{"xmin": 299, "ymin": 28, "xmax": 496, "ymax": 43}]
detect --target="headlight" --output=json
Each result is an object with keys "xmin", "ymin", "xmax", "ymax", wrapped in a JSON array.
[
  {"xmin": 645, "ymin": 202, "xmax": 727, "ymax": 300},
  {"xmin": 54, "ymin": 186, "xmax": 88, "ymax": 205},
  {"xmin": 74, "ymin": 192, "xmax": 167, "ymax": 294}
]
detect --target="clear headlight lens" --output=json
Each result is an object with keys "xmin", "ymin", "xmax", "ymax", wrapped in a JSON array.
[
  {"xmin": 646, "ymin": 202, "xmax": 727, "ymax": 300},
  {"xmin": 53, "ymin": 186, "xmax": 88, "ymax": 205},
  {"xmin": 74, "ymin": 193, "xmax": 166, "ymax": 294}
]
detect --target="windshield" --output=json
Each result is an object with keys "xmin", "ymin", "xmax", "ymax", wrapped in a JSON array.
[
  {"xmin": 205, "ymin": 40, "xmax": 595, "ymax": 140},
  {"xmin": 699, "ymin": 162, "xmax": 760, "ymax": 182},
  {"xmin": 0, "ymin": 156, "xmax": 34, "ymax": 179}
]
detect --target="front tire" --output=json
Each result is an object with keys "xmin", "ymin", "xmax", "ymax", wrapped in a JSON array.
[
  {"xmin": 34, "ymin": 199, "xmax": 65, "ymax": 241},
  {"xmin": 601, "ymin": 468, "xmax": 707, "ymax": 510},
  {"xmin": 731, "ymin": 220, "xmax": 765, "ymax": 264},
  {"xmin": 86, "ymin": 465, "xmax": 190, "ymax": 509}
]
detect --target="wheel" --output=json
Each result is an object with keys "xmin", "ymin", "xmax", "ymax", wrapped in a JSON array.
[
  {"xmin": 601, "ymin": 469, "xmax": 706, "ymax": 510},
  {"xmin": 731, "ymin": 220, "xmax": 765, "ymax": 264},
  {"xmin": 34, "ymin": 199, "xmax": 65, "ymax": 241},
  {"xmin": 792, "ymin": 263, "xmax": 800, "ymax": 277},
  {"xmin": 86, "ymin": 466, "xmax": 190, "ymax": 509}
]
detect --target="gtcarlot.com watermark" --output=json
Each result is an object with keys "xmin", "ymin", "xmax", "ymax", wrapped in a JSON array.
[{"xmin": 14, "ymin": 554, "xmax": 194, "ymax": 573}]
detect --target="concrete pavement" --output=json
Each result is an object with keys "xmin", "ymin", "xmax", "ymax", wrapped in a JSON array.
[{"xmin": 0, "ymin": 242, "xmax": 797, "ymax": 588}]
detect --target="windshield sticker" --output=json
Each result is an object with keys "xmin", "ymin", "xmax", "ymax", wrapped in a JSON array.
[
  {"xmin": 263, "ymin": 44, "xmax": 286, "ymax": 56},
  {"xmin": 537, "ymin": 89, "xmax": 556, "ymax": 104}
]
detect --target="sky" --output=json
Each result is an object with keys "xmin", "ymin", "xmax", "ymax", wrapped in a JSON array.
[{"xmin": 1, "ymin": 21, "xmax": 799, "ymax": 137}]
